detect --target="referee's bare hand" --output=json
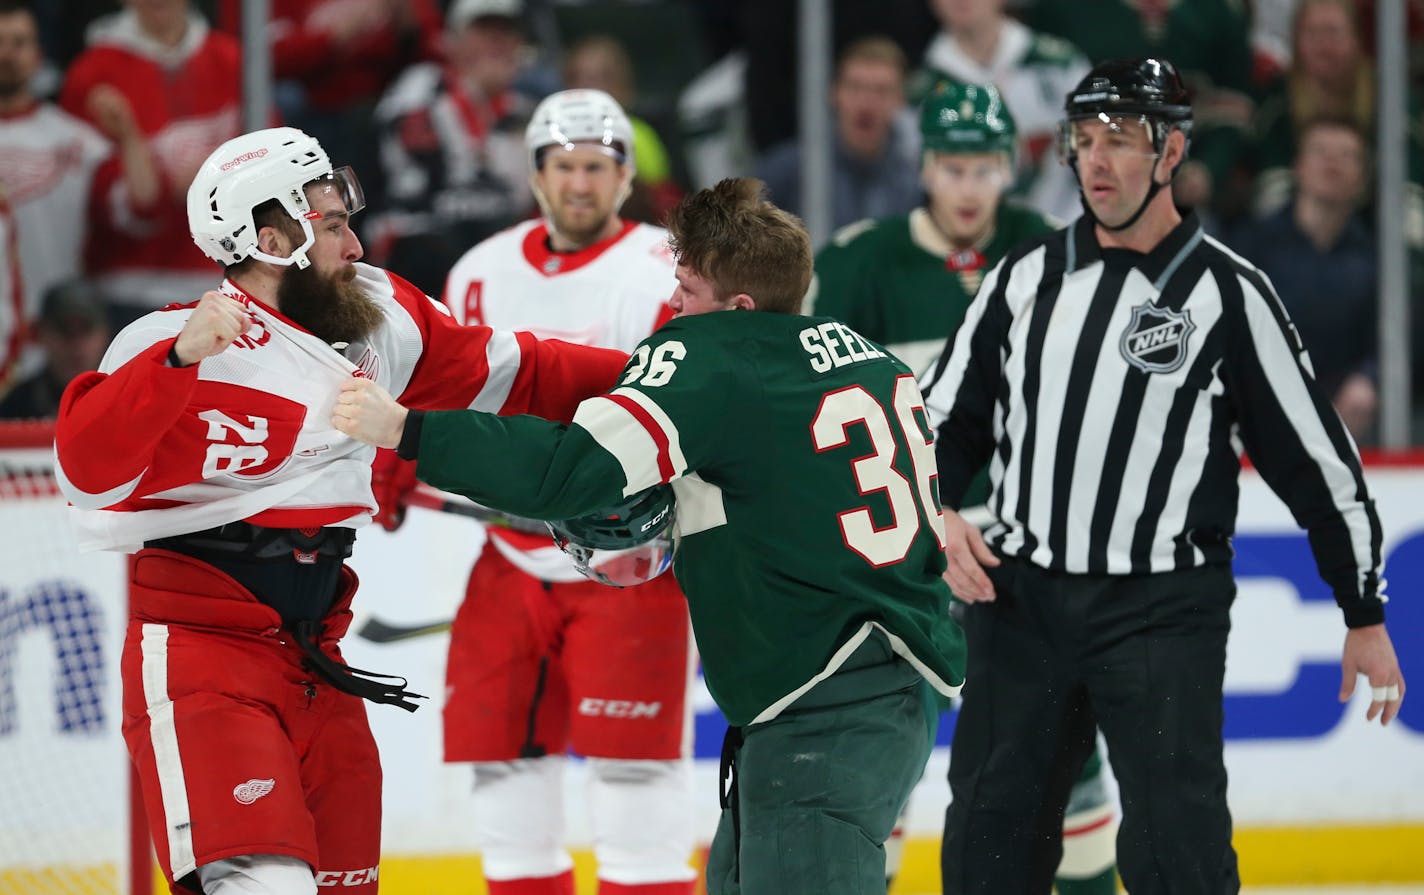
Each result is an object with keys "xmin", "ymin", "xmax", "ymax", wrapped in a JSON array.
[
  {"xmin": 942, "ymin": 510, "xmax": 999, "ymax": 602},
  {"xmin": 1340, "ymin": 623, "xmax": 1406, "ymax": 726},
  {"xmin": 172, "ymin": 291, "xmax": 249, "ymax": 365}
]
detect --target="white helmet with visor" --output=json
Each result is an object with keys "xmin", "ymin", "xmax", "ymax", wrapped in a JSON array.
[
  {"xmin": 525, "ymin": 88, "xmax": 636, "ymax": 175},
  {"xmin": 188, "ymin": 127, "xmax": 365, "ymax": 270}
]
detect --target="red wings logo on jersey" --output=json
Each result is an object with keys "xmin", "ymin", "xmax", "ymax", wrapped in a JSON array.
[
  {"xmin": 232, "ymin": 312, "xmax": 271, "ymax": 350},
  {"xmin": 232, "ymin": 778, "xmax": 275, "ymax": 804},
  {"xmin": 352, "ymin": 346, "xmax": 381, "ymax": 380}
]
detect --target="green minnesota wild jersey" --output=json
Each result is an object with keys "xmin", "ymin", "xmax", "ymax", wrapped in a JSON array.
[
  {"xmin": 810, "ymin": 204, "xmax": 1054, "ymax": 376},
  {"xmin": 414, "ymin": 310, "xmax": 967, "ymax": 726}
]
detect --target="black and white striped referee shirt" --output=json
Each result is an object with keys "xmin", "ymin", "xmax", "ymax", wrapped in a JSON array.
[{"xmin": 921, "ymin": 212, "xmax": 1385, "ymax": 625}]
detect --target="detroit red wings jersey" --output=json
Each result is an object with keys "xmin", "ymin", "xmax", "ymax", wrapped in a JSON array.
[
  {"xmin": 442, "ymin": 218, "xmax": 676, "ymax": 579},
  {"xmin": 0, "ymin": 103, "xmax": 112, "ymax": 322},
  {"xmin": 443, "ymin": 219, "xmax": 675, "ymax": 343},
  {"xmin": 59, "ymin": 11, "xmax": 242, "ymax": 311},
  {"xmin": 55, "ymin": 263, "xmax": 626, "ymax": 552}
]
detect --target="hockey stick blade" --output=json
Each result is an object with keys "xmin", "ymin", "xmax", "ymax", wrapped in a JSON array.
[
  {"xmin": 356, "ymin": 616, "xmax": 453, "ymax": 644},
  {"xmin": 360, "ymin": 492, "xmax": 548, "ymax": 644}
]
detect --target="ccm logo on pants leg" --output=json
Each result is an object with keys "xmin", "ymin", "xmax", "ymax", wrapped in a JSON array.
[
  {"xmin": 315, "ymin": 867, "xmax": 379, "ymax": 887},
  {"xmin": 578, "ymin": 698, "xmax": 661, "ymax": 719}
]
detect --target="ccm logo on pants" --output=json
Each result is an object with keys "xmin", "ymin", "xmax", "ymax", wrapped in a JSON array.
[
  {"xmin": 315, "ymin": 867, "xmax": 379, "ymax": 887},
  {"xmin": 578, "ymin": 698, "xmax": 662, "ymax": 719}
]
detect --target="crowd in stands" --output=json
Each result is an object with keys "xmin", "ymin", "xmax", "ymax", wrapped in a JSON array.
[{"xmin": 2, "ymin": 0, "xmax": 1422, "ymax": 444}]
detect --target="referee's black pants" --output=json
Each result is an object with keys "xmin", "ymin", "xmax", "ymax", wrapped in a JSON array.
[{"xmin": 941, "ymin": 557, "xmax": 1241, "ymax": 895}]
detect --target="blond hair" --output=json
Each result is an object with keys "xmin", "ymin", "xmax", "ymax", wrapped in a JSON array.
[{"xmin": 836, "ymin": 35, "xmax": 907, "ymax": 81}]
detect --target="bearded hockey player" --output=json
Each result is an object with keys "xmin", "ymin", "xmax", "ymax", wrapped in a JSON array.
[{"xmin": 54, "ymin": 126, "xmax": 626, "ymax": 895}]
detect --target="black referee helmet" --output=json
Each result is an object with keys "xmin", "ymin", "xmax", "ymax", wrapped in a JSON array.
[{"xmin": 1059, "ymin": 57, "xmax": 1194, "ymax": 229}]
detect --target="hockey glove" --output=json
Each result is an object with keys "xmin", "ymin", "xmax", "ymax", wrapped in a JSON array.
[{"xmin": 370, "ymin": 447, "xmax": 418, "ymax": 531}]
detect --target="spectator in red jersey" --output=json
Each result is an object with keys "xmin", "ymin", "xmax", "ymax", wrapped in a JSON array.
[
  {"xmin": 217, "ymin": 0, "xmax": 443, "ymax": 210},
  {"xmin": 0, "ymin": 0, "xmax": 161, "ymax": 345},
  {"xmin": 60, "ymin": 0, "xmax": 242, "ymax": 330}
]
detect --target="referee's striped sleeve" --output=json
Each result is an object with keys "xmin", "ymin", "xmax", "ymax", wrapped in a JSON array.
[
  {"xmin": 921, "ymin": 253, "xmax": 1017, "ymax": 508},
  {"xmin": 1216, "ymin": 250, "xmax": 1385, "ymax": 624}
]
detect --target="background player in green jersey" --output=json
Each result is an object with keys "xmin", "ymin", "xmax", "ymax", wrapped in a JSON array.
[
  {"xmin": 813, "ymin": 82, "xmax": 1119, "ymax": 895},
  {"xmin": 332, "ymin": 178, "xmax": 967, "ymax": 895},
  {"xmin": 809, "ymin": 82, "xmax": 1055, "ymax": 377}
]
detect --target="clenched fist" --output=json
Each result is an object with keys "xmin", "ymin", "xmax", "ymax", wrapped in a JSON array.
[
  {"xmin": 332, "ymin": 376, "xmax": 408, "ymax": 449},
  {"xmin": 173, "ymin": 291, "xmax": 250, "ymax": 366}
]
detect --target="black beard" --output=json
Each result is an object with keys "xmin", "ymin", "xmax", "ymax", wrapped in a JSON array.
[{"xmin": 276, "ymin": 263, "xmax": 384, "ymax": 345}]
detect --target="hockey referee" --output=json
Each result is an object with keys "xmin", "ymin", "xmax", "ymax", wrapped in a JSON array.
[{"xmin": 922, "ymin": 58, "xmax": 1407, "ymax": 895}]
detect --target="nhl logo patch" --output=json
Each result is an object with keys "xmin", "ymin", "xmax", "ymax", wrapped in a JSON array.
[{"xmin": 1119, "ymin": 302, "xmax": 1195, "ymax": 373}]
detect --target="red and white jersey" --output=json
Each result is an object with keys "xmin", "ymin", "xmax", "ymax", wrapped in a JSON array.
[
  {"xmin": 442, "ymin": 218, "xmax": 676, "ymax": 579},
  {"xmin": 60, "ymin": 9, "xmax": 242, "ymax": 311},
  {"xmin": 54, "ymin": 263, "xmax": 627, "ymax": 552},
  {"xmin": 0, "ymin": 102, "xmax": 111, "ymax": 322}
]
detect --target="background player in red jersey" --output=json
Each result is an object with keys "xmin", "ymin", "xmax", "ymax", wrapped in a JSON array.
[
  {"xmin": 53, "ymin": 126, "xmax": 626, "ymax": 895},
  {"xmin": 435, "ymin": 88, "xmax": 697, "ymax": 895}
]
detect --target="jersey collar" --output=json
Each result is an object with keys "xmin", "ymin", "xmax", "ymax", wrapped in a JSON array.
[
  {"xmin": 521, "ymin": 219, "xmax": 639, "ymax": 277},
  {"xmin": 219, "ymin": 278, "xmax": 316, "ymax": 336},
  {"xmin": 0, "ymin": 100, "xmax": 40, "ymax": 121}
]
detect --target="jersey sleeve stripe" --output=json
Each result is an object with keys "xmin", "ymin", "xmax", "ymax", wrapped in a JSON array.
[
  {"xmin": 1234, "ymin": 270, "xmax": 1379, "ymax": 598},
  {"xmin": 609, "ymin": 387, "xmax": 688, "ymax": 473},
  {"xmin": 472, "ymin": 330, "xmax": 522, "ymax": 412},
  {"xmin": 572, "ymin": 395, "xmax": 672, "ymax": 496},
  {"xmin": 603, "ymin": 392, "xmax": 679, "ymax": 482},
  {"xmin": 54, "ymin": 455, "xmax": 146, "ymax": 509}
]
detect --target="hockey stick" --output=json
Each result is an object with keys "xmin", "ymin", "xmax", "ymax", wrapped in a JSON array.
[
  {"xmin": 401, "ymin": 486, "xmax": 551, "ymax": 535},
  {"xmin": 356, "ymin": 616, "xmax": 453, "ymax": 643},
  {"xmin": 355, "ymin": 490, "xmax": 550, "ymax": 644}
]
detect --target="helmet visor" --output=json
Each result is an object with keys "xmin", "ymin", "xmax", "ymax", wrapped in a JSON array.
[
  {"xmin": 305, "ymin": 165, "xmax": 366, "ymax": 218},
  {"xmin": 1058, "ymin": 115, "xmax": 1159, "ymax": 164},
  {"xmin": 551, "ymin": 530, "xmax": 676, "ymax": 588},
  {"xmin": 585, "ymin": 539, "xmax": 675, "ymax": 587},
  {"xmin": 533, "ymin": 139, "xmax": 629, "ymax": 170}
]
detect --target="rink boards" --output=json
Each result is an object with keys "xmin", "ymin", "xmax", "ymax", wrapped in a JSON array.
[{"xmin": 1, "ymin": 465, "xmax": 1421, "ymax": 891}]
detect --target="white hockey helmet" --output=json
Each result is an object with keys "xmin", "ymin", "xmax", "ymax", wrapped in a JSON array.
[
  {"xmin": 188, "ymin": 127, "xmax": 365, "ymax": 270},
  {"xmin": 525, "ymin": 88, "xmax": 636, "ymax": 175}
]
